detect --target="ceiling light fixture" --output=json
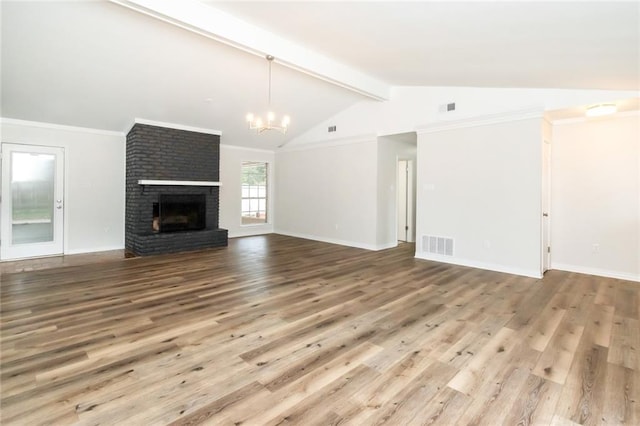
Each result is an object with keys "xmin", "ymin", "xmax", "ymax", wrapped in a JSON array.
[
  {"xmin": 586, "ymin": 103, "xmax": 617, "ymax": 117},
  {"xmin": 246, "ymin": 55, "xmax": 290, "ymax": 134}
]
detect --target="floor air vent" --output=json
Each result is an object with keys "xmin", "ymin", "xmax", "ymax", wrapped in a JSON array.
[{"xmin": 422, "ymin": 235, "xmax": 454, "ymax": 256}]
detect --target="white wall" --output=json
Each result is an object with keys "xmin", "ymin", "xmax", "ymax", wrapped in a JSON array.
[
  {"xmin": 416, "ymin": 115, "xmax": 543, "ymax": 278},
  {"xmin": 1, "ymin": 118, "xmax": 125, "ymax": 255},
  {"xmin": 274, "ymin": 137, "xmax": 379, "ymax": 249},
  {"xmin": 376, "ymin": 134, "xmax": 417, "ymax": 248},
  {"xmin": 551, "ymin": 112, "xmax": 640, "ymax": 281},
  {"xmin": 219, "ymin": 144, "xmax": 275, "ymax": 238},
  {"xmin": 0, "ymin": 121, "xmax": 276, "ymax": 257},
  {"xmin": 287, "ymin": 87, "xmax": 638, "ymax": 147},
  {"xmin": 278, "ymin": 86, "xmax": 636, "ymax": 278}
]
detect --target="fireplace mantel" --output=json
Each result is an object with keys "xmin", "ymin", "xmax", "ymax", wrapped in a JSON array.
[{"xmin": 138, "ymin": 180, "xmax": 221, "ymax": 186}]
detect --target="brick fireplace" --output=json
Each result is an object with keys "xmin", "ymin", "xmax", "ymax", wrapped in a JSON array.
[{"xmin": 125, "ymin": 121, "xmax": 227, "ymax": 256}]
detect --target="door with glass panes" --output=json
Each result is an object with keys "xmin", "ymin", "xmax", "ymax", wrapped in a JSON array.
[{"xmin": 1, "ymin": 144, "xmax": 64, "ymax": 260}]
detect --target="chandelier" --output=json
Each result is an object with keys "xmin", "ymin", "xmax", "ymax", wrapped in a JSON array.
[{"xmin": 246, "ymin": 55, "xmax": 290, "ymax": 134}]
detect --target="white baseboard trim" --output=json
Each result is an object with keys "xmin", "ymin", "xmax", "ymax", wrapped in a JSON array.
[
  {"xmin": 551, "ymin": 262, "xmax": 639, "ymax": 283},
  {"xmin": 274, "ymin": 230, "xmax": 394, "ymax": 251},
  {"xmin": 376, "ymin": 241, "xmax": 399, "ymax": 251},
  {"xmin": 414, "ymin": 252, "xmax": 543, "ymax": 279},
  {"xmin": 65, "ymin": 245, "xmax": 124, "ymax": 255},
  {"xmin": 228, "ymin": 229, "xmax": 273, "ymax": 238}
]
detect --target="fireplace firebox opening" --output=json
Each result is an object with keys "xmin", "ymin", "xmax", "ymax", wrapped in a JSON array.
[{"xmin": 152, "ymin": 194, "xmax": 206, "ymax": 233}]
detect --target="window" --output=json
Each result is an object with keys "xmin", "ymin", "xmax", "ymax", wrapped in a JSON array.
[{"xmin": 241, "ymin": 161, "xmax": 268, "ymax": 225}]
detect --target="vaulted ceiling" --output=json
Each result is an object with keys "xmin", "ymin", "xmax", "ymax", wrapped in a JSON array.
[{"xmin": 2, "ymin": 1, "xmax": 638, "ymax": 149}]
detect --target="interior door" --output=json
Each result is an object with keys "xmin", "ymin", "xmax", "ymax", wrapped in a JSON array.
[{"xmin": 1, "ymin": 143, "xmax": 65, "ymax": 260}]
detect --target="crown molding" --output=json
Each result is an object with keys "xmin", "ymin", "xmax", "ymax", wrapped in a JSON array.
[
  {"xmin": 128, "ymin": 118, "xmax": 222, "ymax": 136},
  {"xmin": 1, "ymin": 117, "xmax": 124, "ymax": 137},
  {"xmin": 220, "ymin": 144, "xmax": 274, "ymax": 154},
  {"xmin": 550, "ymin": 109, "xmax": 640, "ymax": 125},
  {"xmin": 416, "ymin": 108, "xmax": 544, "ymax": 135},
  {"xmin": 278, "ymin": 133, "xmax": 377, "ymax": 153}
]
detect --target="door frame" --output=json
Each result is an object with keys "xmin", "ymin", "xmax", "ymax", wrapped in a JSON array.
[
  {"xmin": 541, "ymin": 138, "xmax": 551, "ymax": 273},
  {"xmin": 397, "ymin": 158, "xmax": 415, "ymax": 243},
  {"xmin": 1, "ymin": 143, "xmax": 65, "ymax": 260}
]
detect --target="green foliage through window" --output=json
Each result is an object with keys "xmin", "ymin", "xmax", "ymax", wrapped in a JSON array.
[{"xmin": 241, "ymin": 162, "xmax": 268, "ymax": 225}]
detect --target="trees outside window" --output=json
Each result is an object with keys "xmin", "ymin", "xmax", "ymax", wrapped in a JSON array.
[{"xmin": 241, "ymin": 162, "xmax": 267, "ymax": 225}]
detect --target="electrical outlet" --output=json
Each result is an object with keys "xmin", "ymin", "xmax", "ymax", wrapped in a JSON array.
[{"xmin": 592, "ymin": 243, "xmax": 599, "ymax": 253}]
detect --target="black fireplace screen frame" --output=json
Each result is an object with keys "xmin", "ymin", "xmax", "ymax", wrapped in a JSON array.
[{"xmin": 156, "ymin": 193, "xmax": 206, "ymax": 233}]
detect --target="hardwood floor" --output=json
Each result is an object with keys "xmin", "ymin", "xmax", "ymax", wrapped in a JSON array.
[
  {"xmin": 1, "ymin": 234, "xmax": 638, "ymax": 425},
  {"xmin": 0, "ymin": 249, "xmax": 125, "ymax": 274}
]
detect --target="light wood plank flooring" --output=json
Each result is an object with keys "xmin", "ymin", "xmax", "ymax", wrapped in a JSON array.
[{"xmin": 1, "ymin": 234, "xmax": 638, "ymax": 425}]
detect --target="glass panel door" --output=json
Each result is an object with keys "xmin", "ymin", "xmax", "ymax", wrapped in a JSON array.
[{"xmin": 1, "ymin": 144, "xmax": 64, "ymax": 260}]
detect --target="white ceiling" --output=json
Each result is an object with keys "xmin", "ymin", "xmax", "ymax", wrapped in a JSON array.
[
  {"xmin": 1, "ymin": 1, "xmax": 638, "ymax": 150},
  {"xmin": 210, "ymin": 1, "xmax": 640, "ymax": 90}
]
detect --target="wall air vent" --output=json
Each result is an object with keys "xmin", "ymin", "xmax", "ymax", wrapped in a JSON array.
[
  {"xmin": 438, "ymin": 102, "xmax": 456, "ymax": 113},
  {"xmin": 422, "ymin": 235, "xmax": 454, "ymax": 256}
]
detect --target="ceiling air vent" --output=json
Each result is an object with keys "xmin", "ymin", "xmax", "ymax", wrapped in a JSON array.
[{"xmin": 422, "ymin": 235, "xmax": 454, "ymax": 256}]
